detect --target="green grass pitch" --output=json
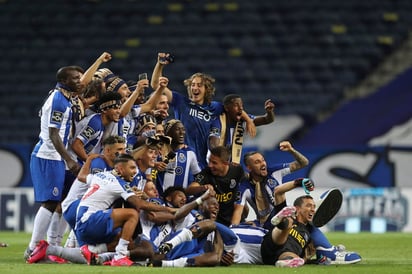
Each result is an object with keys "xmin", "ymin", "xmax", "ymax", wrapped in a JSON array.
[{"xmin": 0, "ymin": 231, "xmax": 411, "ymax": 274}]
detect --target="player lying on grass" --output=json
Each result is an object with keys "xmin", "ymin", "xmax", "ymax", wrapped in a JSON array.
[{"xmin": 152, "ymin": 184, "xmax": 361, "ymax": 267}]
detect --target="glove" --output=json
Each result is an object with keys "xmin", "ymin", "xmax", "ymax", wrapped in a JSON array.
[{"xmin": 294, "ymin": 178, "xmax": 315, "ymax": 194}]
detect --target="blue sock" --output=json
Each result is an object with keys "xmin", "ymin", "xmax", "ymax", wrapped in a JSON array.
[
  {"xmin": 311, "ymin": 227, "xmax": 332, "ymax": 248},
  {"xmin": 214, "ymin": 222, "xmax": 237, "ymax": 246}
]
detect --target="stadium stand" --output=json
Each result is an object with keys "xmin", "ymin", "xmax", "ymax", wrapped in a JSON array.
[
  {"xmin": 0, "ymin": 0, "xmax": 410, "ymax": 145},
  {"xmin": 296, "ymin": 66, "xmax": 412, "ymax": 147}
]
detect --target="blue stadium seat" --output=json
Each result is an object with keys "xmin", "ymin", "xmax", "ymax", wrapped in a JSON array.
[{"xmin": 0, "ymin": 0, "xmax": 410, "ymax": 143}]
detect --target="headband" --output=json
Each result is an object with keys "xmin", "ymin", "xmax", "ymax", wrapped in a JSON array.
[{"xmin": 99, "ymin": 100, "xmax": 122, "ymax": 111}]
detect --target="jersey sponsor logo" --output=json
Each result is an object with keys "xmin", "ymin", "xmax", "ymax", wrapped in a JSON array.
[
  {"xmin": 81, "ymin": 126, "xmax": 96, "ymax": 140},
  {"xmin": 215, "ymin": 191, "xmax": 233, "ymax": 203},
  {"xmin": 51, "ymin": 111, "xmax": 63, "ymax": 123},
  {"xmin": 189, "ymin": 108, "xmax": 212, "ymax": 122},
  {"xmin": 289, "ymin": 224, "xmax": 307, "ymax": 248}
]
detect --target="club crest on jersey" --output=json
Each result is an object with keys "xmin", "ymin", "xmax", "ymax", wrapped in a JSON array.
[
  {"xmin": 230, "ymin": 179, "xmax": 237, "ymax": 189},
  {"xmin": 51, "ymin": 111, "xmax": 63, "ymax": 123},
  {"xmin": 177, "ymin": 153, "xmax": 186, "ymax": 163},
  {"xmin": 267, "ymin": 178, "xmax": 276, "ymax": 188}
]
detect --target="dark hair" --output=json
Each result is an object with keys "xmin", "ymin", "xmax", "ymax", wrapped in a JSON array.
[
  {"xmin": 114, "ymin": 153, "xmax": 134, "ymax": 165},
  {"xmin": 56, "ymin": 66, "xmax": 84, "ymax": 82},
  {"xmin": 184, "ymin": 72, "xmax": 216, "ymax": 104},
  {"xmin": 102, "ymin": 135, "xmax": 126, "ymax": 146},
  {"xmin": 164, "ymin": 119, "xmax": 182, "ymax": 136},
  {"xmin": 210, "ymin": 146, "xmax": 230, "ymax": 162},
  {"xmin": 83, "ymin": 79, "xmax": 104, "ymax": 99},
  {"xmin": 243, "ymin": 151, "xmax": 259, "ymax": 165},
  {"xmin": 126, "ymin": 80, "xmax": 138, "ymax": 92},
  {"xmin": 163, "ymin": 186, "xmax": 186, "ymax": 200},
  {"xmin": 293, "ymin": 195, "xmax": 313, "ymax": 207},
  {"xmin": 97, "ymin": 91, "xmax": 122, "ymax": 112},
  {"xmin": 223, "ymin": 94, "xmax": 241, "ymax": 106}
]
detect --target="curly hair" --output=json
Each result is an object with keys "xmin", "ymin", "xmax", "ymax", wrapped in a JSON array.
[{"xmin": 183, "ymin": 72, "xmax": 216, "ymax": 104}]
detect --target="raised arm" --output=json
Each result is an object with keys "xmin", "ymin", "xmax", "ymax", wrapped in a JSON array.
[
  {"xmin": 279, "ymin": 141, "xmax": 309, "ymax": 172},
  {"xmin": 119, "ymin": 77, "xmax": 149, "ymax": 118},
  {"xmin": 274, "ymin": 178, "xmax": 314, "ymax": 205},
  {"xmin": 80, "ymin": 52, "xmax": 112, "ymax": 87},
  {"xmin": 150, "ymin": 53, "xmax": 173, "ymax": 102},
  {"xmin": 253, "ymin": 99, "xmax": 275, "ymax": 126},
  {"xmin": 174, "ymin": 190, "xmax": 212, "ymax": 221},
  {"xmin": 139, "ymin": 76, "xmax": 169, "ymax": 113}
]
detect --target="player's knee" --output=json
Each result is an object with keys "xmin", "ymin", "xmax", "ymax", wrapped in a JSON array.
[
  {"xmin": 42, "ymin": 201, "xmax": 59, "ymax": 212},
  {"xmin": 126, "ymin": 208, "xmax": 139, "ymax": 221}
]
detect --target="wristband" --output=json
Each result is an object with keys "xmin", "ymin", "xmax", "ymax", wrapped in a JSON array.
[
  {"xmin": 293, "ymin": 178, "xmax": 303, "ymax": 188},
  {"xmin": 301, "ymin": 178, "xmax": 311, "ymax": 194},
  {"xmin": 294, "ymin": 178, "xmax": 310, "ymax": 194},
  {"xmin": 195, "ymin": 197, "xmax": 203, "ymax": 206}
]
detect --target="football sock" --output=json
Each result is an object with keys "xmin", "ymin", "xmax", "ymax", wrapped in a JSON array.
[
  {"xmin": 311, "ymin": 226, "xmax": 333, "ymax": 248},
  {"xmin": 47, "ymin": 212, "xmax": 60, "ymax": 246},
  {"xmin": 47, "ymin": 212, "xmax": 68, "ymax": 246},
  {"xmin": 29, "ymin": 207, "xmax": 53, "ymax": 250},
  {"xmin": 48, "ymin": 245, "xmax": 86, "ymax": 264},
  {"xmin": 167, "ymin": 228, "xmax": 193, "ymax": 247},
  {"xmin": 64, "ymin": 230, "xmax": 77, "ymax": 248},
  {"xmin": 162, "ymin": 257, "xmax": 188, "ymax": 267},
  {"xmin": 114, "ymin": 238, "xmax": 129, "ymax": 260},
  {"xmin": 56, "ymin": 216, "xmax": 68, "ymax": 246},
  {"xmin": 88, "ymin": 243, "xmax": 108, "ymax": 254}
]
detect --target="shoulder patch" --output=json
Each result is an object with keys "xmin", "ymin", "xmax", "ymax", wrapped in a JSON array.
[
  {"xmin": 80, "ymin": 126, "xmax": 96, "ymax": 140},
  {"xmin": 51, "ymin": 111, "xmax": 63, "ymax": 123}
]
